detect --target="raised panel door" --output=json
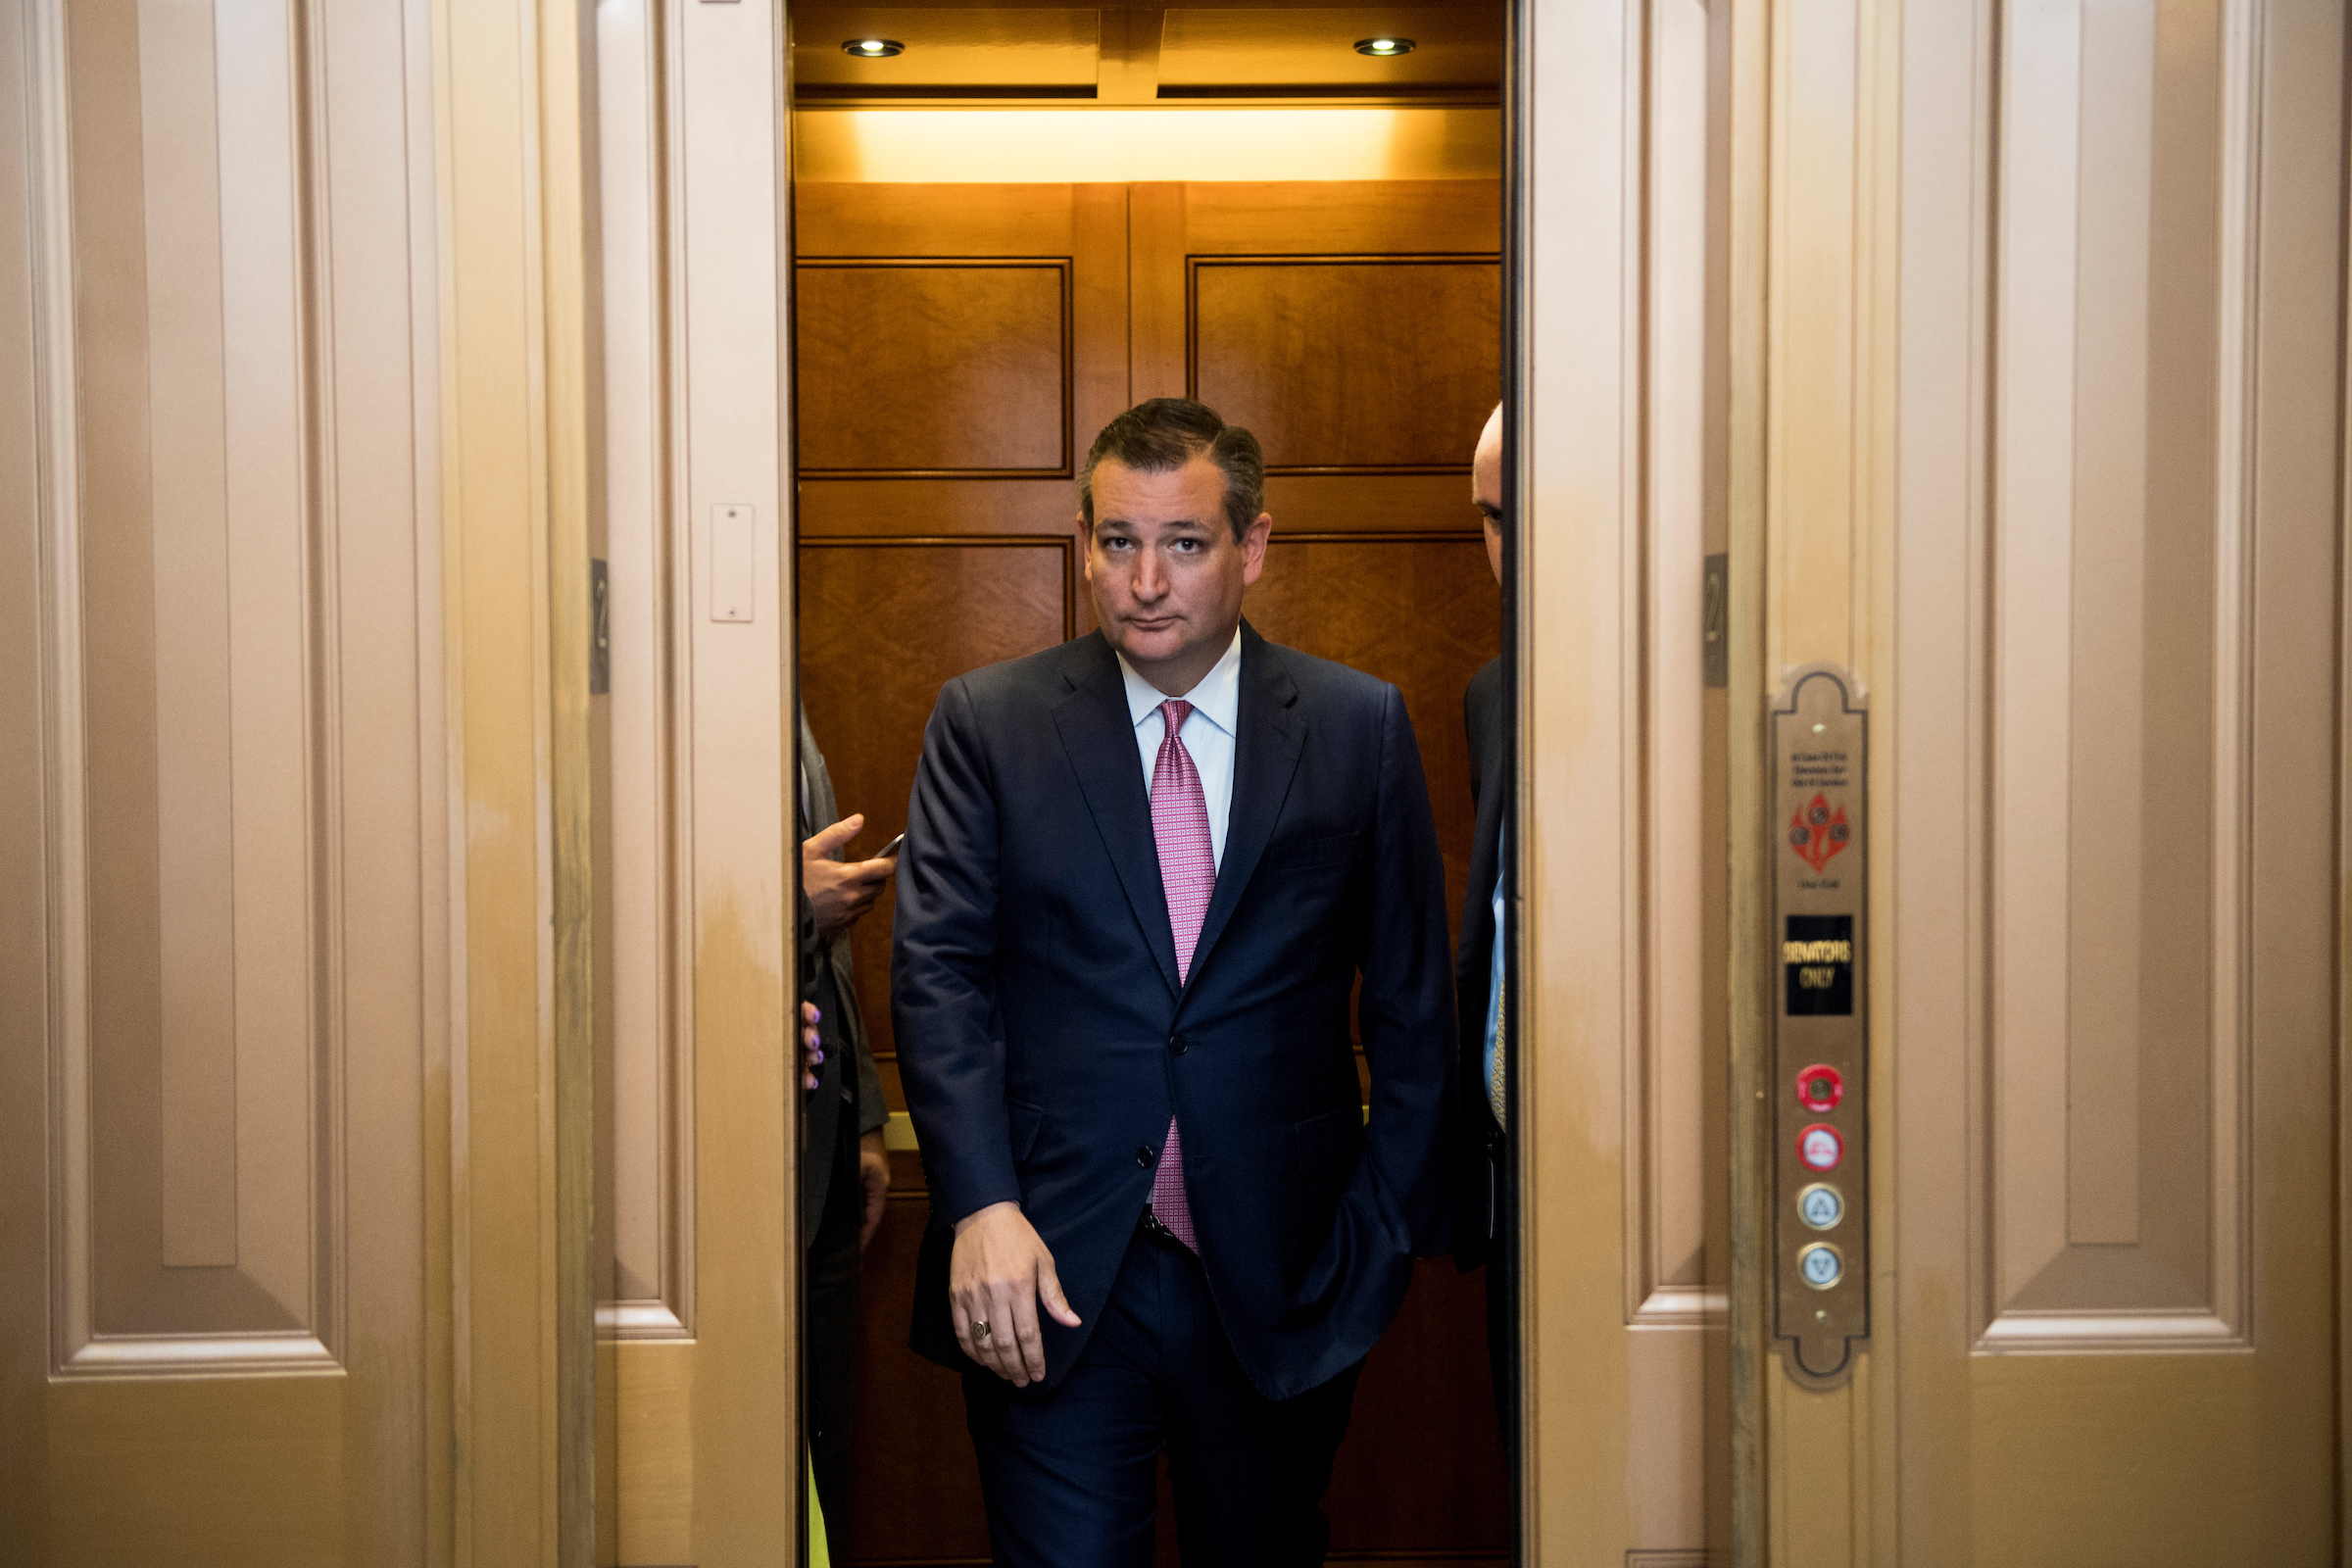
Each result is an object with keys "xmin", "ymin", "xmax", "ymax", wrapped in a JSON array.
[
  {"xmin": 0, "ymin": 1, "xmax": 445, "ymax": 1558},
  {"xmin": 1886, "ymin": 0, "xmax": 2344, "ymax": 1558}
]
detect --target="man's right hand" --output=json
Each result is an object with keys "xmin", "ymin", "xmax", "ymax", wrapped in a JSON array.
[
  {"xmin": 804, "ymin": 814, "xmax": 896, "ymax": 938},
  {"xmin": 949, "ymin": 1200, "xmax": 1081, "ymax": 1387}
]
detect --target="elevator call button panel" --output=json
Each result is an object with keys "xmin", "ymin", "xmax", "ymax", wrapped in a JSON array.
[{"xmin": 1772, "ymin": 666, "xmax": 1868, "ymax": 1379}]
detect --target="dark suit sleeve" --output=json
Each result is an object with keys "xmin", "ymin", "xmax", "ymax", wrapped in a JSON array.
[
  {"xmin": 1348, "ymin": 682, "xmax": 1458, "ymax": 1254},
  {"xmin": 890, "ymin": 678, "xmax": 1021, "ymax": 1224}
]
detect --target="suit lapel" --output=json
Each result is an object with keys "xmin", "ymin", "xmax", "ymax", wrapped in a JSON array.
[
  {"xmin": 1052, "ymin": 635, "xmax": 1183, "ymax": 997},
  {"xmin": 1183, "ymin": 622, "xmax": 1302, "ymax": 993}
]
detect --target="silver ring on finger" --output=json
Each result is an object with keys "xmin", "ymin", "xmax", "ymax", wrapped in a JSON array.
[{"xmin": 972, "ymin": 1319, "xmax": 991, "ymax": 1343}]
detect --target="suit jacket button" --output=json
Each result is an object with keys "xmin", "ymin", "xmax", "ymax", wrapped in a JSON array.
[
  {"xmin": 1167, "ymin": 1035, "xmax": 1188, "ymax": 1056},
  {"xmin": 1137, "ymin": 1146, "xmax": 1155, "ymax": 1167}
]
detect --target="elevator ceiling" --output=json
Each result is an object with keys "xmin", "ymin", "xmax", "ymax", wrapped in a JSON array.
[{"xmin": 793, "ymin": 3, "xmax": 1503, "ymax": 104}]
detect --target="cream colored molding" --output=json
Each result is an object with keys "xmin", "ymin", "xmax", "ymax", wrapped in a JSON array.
[
  {"xmin": 1975, "ymin": 1311, "xmax": 2248, "ymax": 1355},
  {"xmin": 58, "ymin": 1334, "xmax": 340, "ymax": 1380},
  {"xmin": 1633, "ymin": 1287, "xmax": 1734, "ymax": 1330},
  {"xmin": 431, "ymin": 0, "xmax": 601, "ymax": 1554},
  {"xmin": 1516, "ymin": 0, "xmax": 1647, "ymax": 1555},
  {"xmin": 1625, "ymin": 0, "xmax": 1722, "ymax": 1340},
  {"xmin": 672, "ymin": 0, "xmax": 802, "ymax": 1558},
  {"xmin": 597, "ymin": 0, "xmax": 696, "ymax": 1348}
]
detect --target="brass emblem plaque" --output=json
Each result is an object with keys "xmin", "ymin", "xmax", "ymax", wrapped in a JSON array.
[{"xmin": 1772, "ymin": 665, "xmax": 1867, "ymax": 1378}]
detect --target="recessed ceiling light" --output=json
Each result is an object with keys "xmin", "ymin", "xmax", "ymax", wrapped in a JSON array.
[
  {"xmin": 843, "ymin": 37, "xmax": 904, "ymax": 57},
  {"xmin": 1353, "ymin": 35, "xmax": 1415, "ymax": 56}
]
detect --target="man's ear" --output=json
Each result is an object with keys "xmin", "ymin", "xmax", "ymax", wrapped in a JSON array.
[
  {"xmin": 1077, "ymin": 513, "xmax": 1096, "ymax": 583},
  {"xmin": 1239, "ymin": 513, "xmax": 1274, "ymax": 587}
]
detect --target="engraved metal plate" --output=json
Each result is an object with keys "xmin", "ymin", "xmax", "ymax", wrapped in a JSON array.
[{"xmin": 1772, "ymin": 665, "xmax": 1867, "ymax": 1378}]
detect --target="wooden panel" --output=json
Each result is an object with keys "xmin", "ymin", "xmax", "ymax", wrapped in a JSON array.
[
  {"xmin": 800, "ymin": 538, "xmax": 1073, "ymax": 1069},
  {"xmin": 672, "ymin": 2, "xmax": 805, "ymax": 1559},
  {"xmin": 1245, "ymin": 533, "xmax": 1498, "ymax": 939},
  {"xmin": 798, "ymin": 180, "xmax": 1109, "ymax": 257},
  {"xmin": 1983, "ymin": 0, "xmax": 2234, "ymax": 1345},
  {"xmin": 844, "ymin": 1160, "xmax": 993, "ymax": 1564},
  {"xmin": 795, "ymin": 178, "xmax": 1127, "ymax": 1086},
  {"xmin": 1157, "ymin": 179, "xmax": 1505, "ymax": 254},
  {"xmin": 796, "ymin": 182, "xmax": 1131, "ymax": 455},
  {"xmin": 67, "ymin": 0, "xmax": 330, "ymax": 1356},
  {"xmin": 1325, "ymin": 1261, "xmax": 1511, "ymax": 1557},
  {"xmin": 1630, "ymin": 0, "xmax": 1723, "ymax": 1347},
  {"xmin": 7, "ymin": 0, "xmax": 447, "ymax": 1558},
  {"xmin": 598, "ymin": 0, "xmax": 689, "ymax": 1343},
  {"xmin": 1130, "ymin": 180, "xmax": 1503, "ymax": 398},
  {"xmin": 797, "ymin": 261, "xmax": 1072, "ymax": 475},
  {"xmin": 798, "ymin": 478, "xmax": 1083, "ymax": 539},
  {"xmin": 1191, "ymin": 259, "xmax": 1501, "ymax": 471},
  {"xmin": 138, "ymin": 0, "xmax": 237, "ymax": 1270},
  {"xmin": 1892, "ymin": 0, "xmax": 2344, "ymax": 1559}
]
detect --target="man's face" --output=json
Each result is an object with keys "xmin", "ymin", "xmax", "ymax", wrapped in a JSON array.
[
  {"xmin": 1473, "ymin": 408, "xmax": 1505, "ymax": 584},
  {"xmin": 1083, "ymin": 456, "xmax": 1271, "ymax": 692}
]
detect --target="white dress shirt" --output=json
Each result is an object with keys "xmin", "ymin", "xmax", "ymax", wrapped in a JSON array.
[{"xmin": 1116, "ymin": 626, "xmax": 1243, "ymax": 868}]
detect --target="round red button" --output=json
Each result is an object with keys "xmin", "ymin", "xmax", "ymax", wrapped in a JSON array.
[
  {"xmin": 1796, "ymin": 1122, "xmax": 1844, "ymax": 1172},
  {"xmin": 1795, "ymin": 1063, "xmax": 1844, "ymax": 1112}
]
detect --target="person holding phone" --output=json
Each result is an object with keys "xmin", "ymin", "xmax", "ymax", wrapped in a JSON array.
[
  {"xmin": 798, "ymin": 709, "xmax": 900, "ymax": 1556},
  {"xmin": 892, "ymin": 399, "xmax": 1457, "ymax": 1567}
]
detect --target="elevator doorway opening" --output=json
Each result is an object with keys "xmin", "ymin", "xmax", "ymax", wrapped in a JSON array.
[{"xmin": 789, "ymin": 12, "xmax": 1525, "ymax": 1567}]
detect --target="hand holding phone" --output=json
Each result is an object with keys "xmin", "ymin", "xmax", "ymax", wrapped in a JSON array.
[{"xmin": 806, "ymin": 814, "xmax": 898, "ymax": 937}]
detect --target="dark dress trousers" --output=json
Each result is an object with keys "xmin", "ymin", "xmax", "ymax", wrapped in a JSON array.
[
  {"xmin": 797, "ymin": 713, "xmax": 888, "ymax": 1558},
  {"xmin": 1448, "ymin": 656, "xmax": 1512, "ymax": 1440},
  {"xmin": 797, "ymin": 889, "xmax": 863, "ymax": 1560},
  {"xmin": 891, "ymin": 622, "xmax": 1456, "ymax": 1558}
]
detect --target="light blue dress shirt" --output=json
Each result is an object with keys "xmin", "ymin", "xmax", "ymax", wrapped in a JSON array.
[
  {"xmin": 1485, "ymin": 865, "xmax": 1504, "ymax": 1111},
  {"xmin": 1116, "ymin": 627, "xmax": 1243, "ymax": 870}
]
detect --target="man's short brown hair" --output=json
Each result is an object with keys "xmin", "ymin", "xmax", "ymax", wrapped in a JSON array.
[{"xmin": 1078, "ymin": 398, "xmax": 1264, "ymax": 542}]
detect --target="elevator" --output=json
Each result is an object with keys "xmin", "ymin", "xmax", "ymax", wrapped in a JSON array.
[
  {"xmin": 3, "ymin": 0, "xmax": 2349, "ymax": 1565},
  {"xmin": 792, "ymin": 175, "xmax": 1519, "ymax": 1568}
]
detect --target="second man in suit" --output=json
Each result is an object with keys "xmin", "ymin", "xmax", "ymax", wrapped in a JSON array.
[
  {"xmin": 1452, "ymin": 405, "xmax": 1512, "ymax": 1446},
  {"xmin": 892, "ymin": 398, "xmax": 1458, "ymax": 1566}
]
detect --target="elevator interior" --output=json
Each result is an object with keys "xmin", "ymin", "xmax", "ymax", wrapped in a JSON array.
[{"xmin": 787, "ymin": 5, "xmax": 1521, "ymax": 1565}]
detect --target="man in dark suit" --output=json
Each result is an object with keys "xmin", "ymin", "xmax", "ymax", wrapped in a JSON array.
[
  {"xmin": 1451, "ymin": 405, "xmax": 1512, "ymax": 1444},
  {"xmin": 892, "ymin": 398, "xmax": 1457, "ymax": 1567},
  {"xmin": 797, "ymin": 711, "xmax": 895, "ymax": 1557}
]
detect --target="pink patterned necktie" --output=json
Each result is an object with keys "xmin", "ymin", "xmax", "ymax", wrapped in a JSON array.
[{"xmin": 1149, "ymin": 699, "xmax": 1213, "ymax": 1251}]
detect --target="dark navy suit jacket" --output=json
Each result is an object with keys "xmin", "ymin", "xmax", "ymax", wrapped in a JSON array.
[{"xmin": 891, "ymin": 622, "xmax": 1457, "ymax": 1400}]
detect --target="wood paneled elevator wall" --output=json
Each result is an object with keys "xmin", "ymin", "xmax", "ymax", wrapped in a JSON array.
[{"xmin": 795, "ymin": 177, "xmax": 1509, "ymax": 1567}]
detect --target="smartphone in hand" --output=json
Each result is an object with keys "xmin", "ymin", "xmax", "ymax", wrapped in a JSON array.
[{"xmin": 877, "ymin": 831, "xmax": 907, "ymax": 858}]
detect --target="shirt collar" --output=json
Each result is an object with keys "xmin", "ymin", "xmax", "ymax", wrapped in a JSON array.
[{"xmin": 1117, "ymin": 625, "xmax": 1243, "ymax": 738}]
